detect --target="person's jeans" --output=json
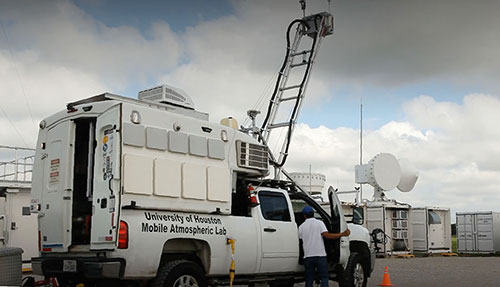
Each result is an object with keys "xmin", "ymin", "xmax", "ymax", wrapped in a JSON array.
[{"xmin": 304, "ymin": 256, "xmax": 329, "ymax": 287}]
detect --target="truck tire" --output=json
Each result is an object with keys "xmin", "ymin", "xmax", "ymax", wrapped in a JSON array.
[
  {"xmin": 151, "ymin": 259, "xmax": 207, "ymax": 287},
  {"xmin": 340, "ymin": 252, "xmax": 367, "ymax": 287}
]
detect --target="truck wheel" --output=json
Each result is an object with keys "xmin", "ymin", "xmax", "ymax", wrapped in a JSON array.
[
  {"xmin": 340, "ymin": 252, "xmax": 367, "ymax": 287},
  {"xmin": 151, "ymin": 259, "xmax": 207, "ymax": 287}
]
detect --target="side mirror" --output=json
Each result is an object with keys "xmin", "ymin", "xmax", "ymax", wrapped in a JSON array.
[{"xmin": 352, "ymin": 206, "xmax": 364, "ymax": 225}]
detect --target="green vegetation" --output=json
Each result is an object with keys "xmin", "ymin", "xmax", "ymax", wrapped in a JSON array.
[{"xmin": 452, "ymin": 235, "xmax": 457, "ymax": 253}]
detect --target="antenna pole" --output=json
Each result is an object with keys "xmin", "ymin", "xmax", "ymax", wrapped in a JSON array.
[{"xmin": 359, "ymin": 101, "xmax": 363, "ymax": 203}]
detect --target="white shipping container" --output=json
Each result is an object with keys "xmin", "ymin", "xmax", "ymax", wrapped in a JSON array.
[
  {"xmin": 456, "ymin": 212, "xmax": 500, "ymax": 254},
  {"xmin": 365, "ymin": 202, "xmax": 412, "ymax": 255},
  {"xmin": 410, "ymin": 207, "xmax": 451, "ymax": 253}
]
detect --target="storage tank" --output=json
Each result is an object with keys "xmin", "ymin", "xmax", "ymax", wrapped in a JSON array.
[
  {"xmin": 289, "ymin": 172, "xmax": 326, "ymax": 197},
  {"xmin": 410, "ymin": 207, "xmax": 452, "ymax": 253}
]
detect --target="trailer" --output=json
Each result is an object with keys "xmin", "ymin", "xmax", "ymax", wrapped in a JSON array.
[
  {"xmin": 410, "ymin": 207, "xmax": 451, "ymax": 254},
  {"xmin": 456, "ymin": 211, "xmax": 500, "ymax": 254}
]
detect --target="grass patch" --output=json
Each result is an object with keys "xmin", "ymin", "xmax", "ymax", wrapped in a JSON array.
[{"xmin": 452, "ymin": 235, "xmax": 457, "ymax": 253}]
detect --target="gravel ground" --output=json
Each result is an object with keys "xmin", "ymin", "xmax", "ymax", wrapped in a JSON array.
[
  {"xmin": 366, "ymin": 256, "xmax": 500, "ymax": 287},
  {"xmin": 295, "ymin": 256, "xmax": 500, "ymax": 287},
  {"xmin": 24, "ymin": 256, "xmax": 500, "ymax": 286}
]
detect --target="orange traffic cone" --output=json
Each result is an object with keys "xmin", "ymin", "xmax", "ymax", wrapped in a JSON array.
[{"xmin": 378, "ymin": 266, "xmax": 393, "ymax": 286}]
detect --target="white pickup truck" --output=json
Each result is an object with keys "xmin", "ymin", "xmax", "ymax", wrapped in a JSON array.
[{"xmin": 30, "ymin": 87, "xmax": 374, "ymax": 286}]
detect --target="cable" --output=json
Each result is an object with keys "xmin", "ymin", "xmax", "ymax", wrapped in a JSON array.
[
  {"xmin": 260, "ymin": 19, "xmax": 305, "ymax": 131},
  {"xmin": 242, "ymin": 64, "xmax": 281, "ymax": 127},
  {"xmin": 0, "ymin": 105, "xmax": 30, "ymax": 148},
  {"xmin": 0, "ymin": 21, "xmax": 37, "ymax": 133}
]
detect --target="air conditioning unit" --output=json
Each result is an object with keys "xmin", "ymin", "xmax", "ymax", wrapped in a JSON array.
[{"xmin": 138, "ymin": 84, "xmax": 195, "ymax": 110}]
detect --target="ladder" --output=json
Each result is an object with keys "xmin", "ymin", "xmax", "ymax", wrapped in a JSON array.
[{"xmin": 260, "ymin": 12, "xmax": 334, "ymax": 170}]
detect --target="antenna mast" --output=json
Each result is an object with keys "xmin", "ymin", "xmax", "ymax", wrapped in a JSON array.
[
  {"xmin": 259, "ymin": 6, "xmax": 334, "ymax": 178},
  {"xmin": 359, "ymin": 101, "xmax": 363, "ymax": 203}
]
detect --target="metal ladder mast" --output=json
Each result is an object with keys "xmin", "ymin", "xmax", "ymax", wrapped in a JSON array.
[{"xmin": 260, "ymin": 12, "xmax": 333, "ymax": 175}]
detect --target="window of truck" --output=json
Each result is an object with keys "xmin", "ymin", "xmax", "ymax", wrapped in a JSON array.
[{"xmin": 258, "ymin": 191, "xmax": 291, "ymax": 222}]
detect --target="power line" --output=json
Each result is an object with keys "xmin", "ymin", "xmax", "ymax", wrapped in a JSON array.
[
  {"xmin": 0, "ymin": 105, "xmax": 30, "ymax": 148},
  {"xmin": 1, "ymin": 21, "xmax": 37, "ymax": 134}
]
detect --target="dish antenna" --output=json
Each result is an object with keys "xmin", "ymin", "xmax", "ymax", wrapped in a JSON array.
[
  {"xmin": 355, "ymin": 153, "xmax": 419, "ymax": 201},
  {"xmin": 397, "ymin": 158, "xmax": 419, "ymax": 192}
]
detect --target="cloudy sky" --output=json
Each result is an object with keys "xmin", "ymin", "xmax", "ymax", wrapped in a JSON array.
[{"xmin": 1, "ymin": 0, "xmax": 500, "ymax": 218}]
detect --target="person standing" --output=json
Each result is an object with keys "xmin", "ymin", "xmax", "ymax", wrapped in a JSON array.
[{"xmin": 298, "ymin": 205, "xmax": 350, "ymax": 287}]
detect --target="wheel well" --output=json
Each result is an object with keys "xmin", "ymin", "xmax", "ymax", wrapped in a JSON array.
[
  {"xmin": 160, "ymin": 238, "xmax": 211, "ymax": 273},
  {"xmin": 349, "ymin": 240, "xmax": 371, "ymax": 277}
]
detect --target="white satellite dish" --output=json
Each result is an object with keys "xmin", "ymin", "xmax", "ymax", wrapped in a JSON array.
[
  {"xmin": 355, "ymin": 153, "xmax": 401, "ymax": 191},
  {"xmin": 397, "ymin": 158, "xmax": 419, "ymax": 192}
]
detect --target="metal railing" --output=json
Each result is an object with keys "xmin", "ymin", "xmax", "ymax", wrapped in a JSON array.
[{"xmin": 0, "ymin": 145, "xmax": 35, "ymax": 183}]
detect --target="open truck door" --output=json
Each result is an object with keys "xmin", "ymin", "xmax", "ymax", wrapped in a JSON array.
[
  {"xmin": 38, "ymin": 121, "xmax": 75, "ymax": 252},
  {"xmin": 90, "ymin": 105, "xmax": 121, "ymax": 250},
  {"xmin": 328, "ymin": 186, "xmax": 350, "ymax": 264}
]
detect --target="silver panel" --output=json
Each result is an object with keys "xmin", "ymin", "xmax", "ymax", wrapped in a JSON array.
[
  {"xmin": 146, "ymin": 127, "xmax": 168, "ymax": 150},
  {"xmin": 123, "ymin": 123, "xmax": 145, "ymax": 147},
  {"xmin": 189, "ymin": 135, "xmax": 208, "ymax": 157},
  {"xmin": 208, "ymin": 139, "xmax": 225, "ymax": 160},
  {"xmin": 168, "ymin": 131, "xmax": 188, "ymax": 154}
]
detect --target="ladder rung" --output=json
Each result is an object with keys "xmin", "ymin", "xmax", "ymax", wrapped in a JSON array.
[
  {"xmin": 290, "ymin": 61, "xmax": 308, "ymax": 68},
  {"xmin": 280, "ymin": 84, "xmax": 301, "ymax": 91},
  {"xmin": 268, "ymin": 122, "xmax": 290, "ymax": 129},
  {"xmin": 291, "ymin": 49, "xmax": 312, "ymax": 57},
  {"xmin": 279, "ymin": 96, "xmax": 298, "ymax": 102}
]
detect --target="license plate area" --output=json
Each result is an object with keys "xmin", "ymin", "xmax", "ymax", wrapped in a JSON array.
[{"xmin": 63, "ymin": 260, "xmax": 77, "ymax": 272}]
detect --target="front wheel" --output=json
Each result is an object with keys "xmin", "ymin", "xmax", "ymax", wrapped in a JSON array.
[
  {"xmin": 151, "ymin": 259, "xmax": 207, "ymax": 287},
  {"xmin": 340, "ymin": 252, "xmax": 367, "ymax": 287}
]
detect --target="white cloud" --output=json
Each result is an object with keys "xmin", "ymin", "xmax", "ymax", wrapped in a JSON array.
[
  {"xmin": 1, "ymin": 0, "xmax": 181, "ymax": 91},
  {"xmin": 286, "ymin": 94, "xmax": 500, "ymax": 215},
  {"xmin": 0, "ymin": 50, "xmax": 109, "ymax": 147},
  {"xmin": 1, "ymin": 0, "xmax": 500, "ymax": 218}
]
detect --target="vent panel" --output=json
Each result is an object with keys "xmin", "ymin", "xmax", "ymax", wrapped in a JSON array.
[{"xmin": 236, "ymin": 141, "xmax": 268, "ymax": 171}]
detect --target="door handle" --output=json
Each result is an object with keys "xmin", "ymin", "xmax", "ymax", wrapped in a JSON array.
[{"xmin": 264, "ymin": 227, "xmax": 277, "ymax": 232}]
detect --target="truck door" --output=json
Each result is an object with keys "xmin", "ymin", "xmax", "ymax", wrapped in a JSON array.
[
  {"xmin": 90, "ymin": 105, "xmax": 121, "ymax": 250},
  {"xmin": 39, "ymin": 120, "xmax": 75, "ymax": 251},
  {"xmin": 410, "ymin": 208, "xmax": 428, "ymax": 251},
  {"xmin": 327, "ymin": 186, "xmax": 349, "ymax": 264},
  {"xmin": 257, "ymin": 189, "xmax": 299, "ymax": 273}
]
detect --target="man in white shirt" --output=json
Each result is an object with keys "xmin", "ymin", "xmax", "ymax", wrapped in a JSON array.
[{"xmin": 298, "ymin": 205, "xmax": 350, "ymax": 287}]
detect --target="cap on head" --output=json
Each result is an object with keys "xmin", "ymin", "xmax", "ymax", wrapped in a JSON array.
[{"xmin": 302, "ymin": 206, "xmax": 314, "ymax": 215}]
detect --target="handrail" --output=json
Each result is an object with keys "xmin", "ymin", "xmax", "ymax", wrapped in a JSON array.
[
  {"xmin": 0, "ymin": 145, "xmax": 35, "ymax": 151},
  {"xmin": 0, "ymin": 145, "xmax": 35, "ymax": 183}
]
